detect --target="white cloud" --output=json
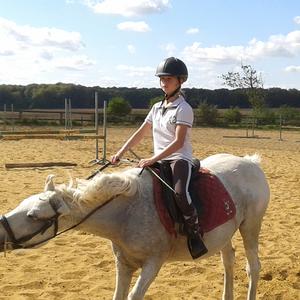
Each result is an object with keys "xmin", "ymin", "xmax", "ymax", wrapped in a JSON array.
[
  {"xmin": 0, "ymin": 17, "xmax": 84, "ymax": 51},
  {"xmin": 82, "ymin": 0, "xmax": 170, "ymax": 17},
  {"xmin": 182, "ymin": 30, "xmax": 300, "ymax": 65},
  {"xmin": 0, "ymin": 49, "xmax": 15, "ymax": 56},
  {"xmin": 186, "ymin": 27, "xmax": 199, "ymax": 35},
  {"xmin": 160, "ymin": 43, "xmax": 176, "ymax": 56},
  {"xmin": 116, "ymin": 64, "xmax": 154, "ymax": 76},
  {"xmin": 127, "ymin": 44, "xmax": 136, "ymax": 54},
  {"xmin": 285, "ymin": 65, "xmax": 300, "ymax": 72},
  {"xmin": 0, "ymin": 17, "xmax": 94, "ymax": 84},
  {"xmin": 183, "ymin": 42, "xmax": 245, "ymax": 64},
  {"xmin": 54, "ymin": 55, "xmax": 95, "ymax": 71},
  {"xmin": 39, "ymin": 50, "xmax": 54, "ymax": 60},
  {"xmin": 117, "ymin": 21, "xmax": 150, "ymax": 32},
  {"xmin": 294, "ymin": 16, "xmax": 300, "ymax": 25}
]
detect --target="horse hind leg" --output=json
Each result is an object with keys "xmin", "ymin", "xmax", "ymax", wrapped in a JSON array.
[
  {"xmin": 239, "ymin": 219, "xmax": 263, "ymax": 300},
  {"xmin": 221, "ymin": 240, "xmax": 235, "ymax": 300}
]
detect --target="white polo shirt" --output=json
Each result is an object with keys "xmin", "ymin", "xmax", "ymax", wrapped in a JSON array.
[{"xmin": 145, "ymin": 95, "xmax": 193, "ymax": 162}]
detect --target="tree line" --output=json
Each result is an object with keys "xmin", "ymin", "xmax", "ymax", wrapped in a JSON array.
[{"xmin": 0, "ymin": 83, "xmax": 299, "ymax": 110}]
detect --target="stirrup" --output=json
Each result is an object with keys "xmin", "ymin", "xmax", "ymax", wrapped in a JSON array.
[{"xmin": 187, "ymin": 235, "xmax": 208, "ymax": 259}]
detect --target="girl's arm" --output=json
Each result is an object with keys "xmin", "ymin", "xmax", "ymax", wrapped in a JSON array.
[{"xmin": 111, "ymin": 121, "xmax": 152, "ymax": 164}]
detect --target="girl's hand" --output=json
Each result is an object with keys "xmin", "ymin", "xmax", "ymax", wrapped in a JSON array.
[
  {"xmin": 111, "ymin": 153, "xmax": 122, "ymax": 164},
  {"xmin": 138, "ymin": 157, "xmax": 156, "ymax": 168}
]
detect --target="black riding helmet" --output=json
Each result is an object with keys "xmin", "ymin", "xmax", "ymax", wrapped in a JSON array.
[{"xmin": 155, "ymin": 57, "xmax": 188, "ymax": 83}]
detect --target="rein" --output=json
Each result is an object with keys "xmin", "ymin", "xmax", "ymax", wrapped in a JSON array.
[
  {"xmin": 0, "ymin": 195, "xmax": 115, "ymax": 249},
  {"xmin": 0, "ymin": 161, "xmax": 115, "ymax": 250},
  {"xmin": 0, "ymin": 152, "xmax": 168, "ymax": 250}
]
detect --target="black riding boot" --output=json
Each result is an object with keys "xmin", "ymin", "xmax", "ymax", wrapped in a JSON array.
[
  {"xmin": 175, "ymin": 195, "xmax": 208, "ymax": 259},
  {"xmin": 184, "ymin": 211, "xmax": 208, "ymax": 259}
]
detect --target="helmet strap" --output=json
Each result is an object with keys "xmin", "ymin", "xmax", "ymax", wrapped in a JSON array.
[{"xmin": 164, "ymin": 85, "xmax": 181, "ymax": 100}]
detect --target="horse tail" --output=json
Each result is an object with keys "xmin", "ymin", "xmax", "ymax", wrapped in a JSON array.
[{"xmin": 243, "ymin": 153, "xmax": 261, "ymax": 165}]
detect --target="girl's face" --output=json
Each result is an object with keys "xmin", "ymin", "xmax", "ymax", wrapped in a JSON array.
[{"xmin": 160, "ymin": 76, "xmax": 181, "ymax": 95}]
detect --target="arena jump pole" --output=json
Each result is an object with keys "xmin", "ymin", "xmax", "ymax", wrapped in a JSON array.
[
  {"xmin": 68, "ymin": 98, "xmax": 72, "ymax": 129},
  {"xmin": 90, "ymin": 92, "xmax": 108, "ymax": 165},
  {"xmin": 103, "ymin": 99, "xmax": 107, "ymax": 163},
  {"xmin": 64, "ymin": 98, "xmax": 68, "ymax": 129}
]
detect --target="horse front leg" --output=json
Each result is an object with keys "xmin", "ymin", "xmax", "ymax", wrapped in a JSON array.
[
  {"xmin": 127, "ymin": 256, "xmax": 164, "ymax": 300},
  {"xmin": 113, "ymin": 259, "xmax": 135, "ymax": 300},
  {"xmin": 112, "ymin": 244, "xmax": 136, "ymax": 300},
  {"xmin": 221, "ymin": 240, "xmax": 235, "ymax": 300}
]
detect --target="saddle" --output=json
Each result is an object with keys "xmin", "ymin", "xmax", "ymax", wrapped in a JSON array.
[{"xmin": 151, "ymin": 159, "xmax": 236, "ymax": 240}]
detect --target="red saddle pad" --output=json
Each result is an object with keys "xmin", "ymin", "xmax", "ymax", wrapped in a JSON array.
[{"xmin": 153, "ymin": 168, "xmax": 236, "ymax": 237}]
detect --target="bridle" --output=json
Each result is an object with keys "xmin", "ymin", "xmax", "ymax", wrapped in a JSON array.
[
  {"xmin": 0, "ymin": 161, "xmax": 114, "ymax": 250},
  {"xmin": 0, "ymin": 193, "xmax": 116, "ymax": 250},
  {"xmin": 0, "ymin": 197, "xmax": 60, "ymax": 249}
]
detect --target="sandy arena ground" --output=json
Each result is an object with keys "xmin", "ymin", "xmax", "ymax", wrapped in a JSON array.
[{"xmin": 0, "ymin": 127, "xmax": 299, "ymax": 300}]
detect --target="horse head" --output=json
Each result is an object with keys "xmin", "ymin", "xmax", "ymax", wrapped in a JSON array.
[
  {"xmin": 0, "ymin": 169, "xmax": 143, "ymax": 252},
  {"xmin": 0, "ymin": 175, "xmax": 71, "ymax": 251}
]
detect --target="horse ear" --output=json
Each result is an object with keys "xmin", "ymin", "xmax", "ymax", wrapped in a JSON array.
[{"xmin": 44, "ymin": 175, "xmax": 55, "ymax": 192}]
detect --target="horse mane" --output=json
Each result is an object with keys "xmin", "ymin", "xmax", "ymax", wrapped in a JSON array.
[{"xmin": 59, "ymin": 168, "xmax": 142, "ymax": 208}]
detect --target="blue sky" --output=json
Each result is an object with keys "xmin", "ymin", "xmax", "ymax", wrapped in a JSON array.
[{"xmin": 1, "ymin": 0, "xmax": 300, "ymax": 89}]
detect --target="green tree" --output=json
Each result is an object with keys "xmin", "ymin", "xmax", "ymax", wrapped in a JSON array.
[
  {"xmin": 277, "ymin": 105, "xmax": 299, "ymax": 120},
  {"xmin": 252, "ymin": 108, "xmax": 276, "ymax": 125},
  {"xmin": 221, "ymin": 64, "xmax": 266, "ymax": 112},
  {"xmin": 108, "ymin": 97, "xmax": 132, "ymax": 116},
  {"xmin": 223, "ymin": 107, "xmax": 242, "ymax": 124},
  {"xmin": 148, "ymin": 96, "xmax": 163, "ymax": 108},
  {"xmin": 197, "ymin": 101, "xmax": 219, "ymax": 125}
]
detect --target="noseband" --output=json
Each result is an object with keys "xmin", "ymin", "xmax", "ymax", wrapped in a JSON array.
[
  {"xmin": 0, "ymin": 195, "xmax": 115, "ymax": 249},
  {"xmin": 0, "ymin": 197, "xmax": 60, "ymax": 249}
]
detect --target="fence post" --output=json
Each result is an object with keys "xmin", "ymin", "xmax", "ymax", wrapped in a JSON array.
[
  {"xmin": 11, "ymin": 104, "xmax": 15, "ymax": 131},
  {"xmin": 3, "ymin": 104, "xmax": 7, "ymax": 131},
  {"xmin": 64, "ymin": 98, "xmax": 72, "ymax": 130},
  {"xmin": 252, "ymin": 117, "xmax": 255, "ymax": 137},
  {"xmin": 279, "ymin": 114, "xmax": 283, "ymax": 141}
]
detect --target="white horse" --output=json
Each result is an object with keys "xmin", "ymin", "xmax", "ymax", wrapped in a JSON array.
[{"xmin": 0, "ymin": 153, "xmax": 270, "ymax": 300}]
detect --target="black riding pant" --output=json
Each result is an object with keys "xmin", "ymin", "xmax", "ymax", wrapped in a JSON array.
[{"xmin": 169, "ymin": 159, "xmax": 198, "ymax": 226}]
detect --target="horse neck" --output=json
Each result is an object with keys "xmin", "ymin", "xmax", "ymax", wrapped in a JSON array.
[
  {"xmin": 65, "ymin": 194, "xmax": 134, "ymax": 241},
  {"xmin": 63, "ymin": 170, "xmax": 151, "ymax": 241}
]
